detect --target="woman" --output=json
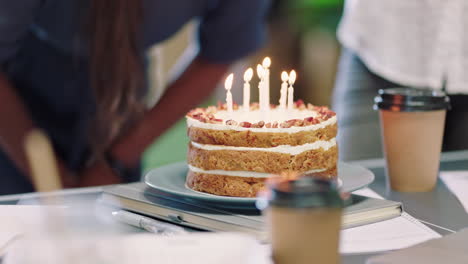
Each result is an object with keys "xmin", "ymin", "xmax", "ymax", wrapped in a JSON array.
[
  {"xmin": 333, "ymin": 0, "xmax": 468, "ymax": 161},
  {"xmin": 0, "ymin": 0, "xmax": 269, "ymax": 194}
]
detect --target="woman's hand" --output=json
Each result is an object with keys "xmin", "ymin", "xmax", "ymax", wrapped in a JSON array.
[{"xmin": 78, "ymin": 160, "xmax": 122, "ymax": 187}]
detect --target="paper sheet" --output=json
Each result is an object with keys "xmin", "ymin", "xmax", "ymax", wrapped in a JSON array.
[
  {"xmin": 341, "ymin": 212, "xmax": 440, "ymax": 254},
  {"xmin": 0, "ymin": 205, "xmax": 64, "ymax": 253},
  {"xmin": 0, "ymin": 205, "xmax": 271, "ymax": 264},
  {"xmin": 340, "ymin": 188, "xmax": 441, "ymax": 254},
  {"xmin": 4, "ymin": 233, "xmax": 272, "ymax": 264},
  {"xmin": 440, "ymin": 171, "xmax": 468, "ymax": 213},
  {"xmin": 367, "ymin": 228, "xmax": 468, "ymax": 264},
  {"xmin": 352, "ymin": 187, "xmax": 384, "ymax": 199}
]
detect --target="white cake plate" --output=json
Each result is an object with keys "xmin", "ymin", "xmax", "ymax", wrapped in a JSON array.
[{"xmin": 144, "ymin": 162, "xmax": 374, "ymax": 206}]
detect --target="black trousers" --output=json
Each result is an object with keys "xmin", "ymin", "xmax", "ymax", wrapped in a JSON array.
[{"xmin": 332, "ymin": 48, "xmax": 468, "ymax": 161}]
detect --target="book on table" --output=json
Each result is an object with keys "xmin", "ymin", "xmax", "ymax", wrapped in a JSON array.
[{"xmin": 99, "ymin": 182, "xmax": 402, "ymax": 240}]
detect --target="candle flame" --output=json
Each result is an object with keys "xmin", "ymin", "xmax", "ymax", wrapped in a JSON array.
[
  {"xmin": 256, "ymin": 64, "xmax": 264, "ymax": 78},
  {"xmin": 281, "ymin": 71, "xmax": 289, "ymax": 82},
  {"xmin": 288, "ymin": 70, "xmax": 297, "ymax": 85},
  {"xmin": 225, "ymin": 73, "xmax": 234, "ymax": 90},
  {"xmin": 262, "ymin": 57, "xmax": 271, "ymax": 68},
  {"xmin": 244, "ymin": 68, "xmax": 253, "ymax": 82}
]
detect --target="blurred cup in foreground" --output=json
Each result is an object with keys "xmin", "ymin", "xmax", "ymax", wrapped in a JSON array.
[
  {"xmin": 257, "ymin": 176, "xmax": 343, "ymax": 264},
  {"xmin": 374, "ymin": 88, "xmax": 450, "ymax": 192}
]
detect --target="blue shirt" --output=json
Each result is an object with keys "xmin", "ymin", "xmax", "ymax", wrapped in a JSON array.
[{"xmin": 0, "ymin": 0, "xmax": 268, "ymax": 194}]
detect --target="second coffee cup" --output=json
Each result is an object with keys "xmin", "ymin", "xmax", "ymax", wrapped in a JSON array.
[
  {"xmin": 258, "ymin": 177, "xmax": 343, "ymax": 264},
  {"xmin": 374, "ymin": 88, "xmax": 450, "ymax": 192}
]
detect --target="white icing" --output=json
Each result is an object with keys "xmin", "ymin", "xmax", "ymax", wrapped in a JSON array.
[
  {"xmin": 186, "ymin": 115, "xmax": 337, "ymax": 133},
  {"xmin": 191, "ymin": 138, "xmax": 336, "ymax": 155},
  {"xmin": 188, "ymin": 165, "xmax": 327, "ymax": 178},
  {"xmin": 214, "ymin": 108, "xmax": 317, "ymax": 123}
]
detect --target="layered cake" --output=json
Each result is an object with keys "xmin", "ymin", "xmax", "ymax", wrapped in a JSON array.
[{"xmin": 185, "ymin": 100, "xmax": 338, "ymax": 197}]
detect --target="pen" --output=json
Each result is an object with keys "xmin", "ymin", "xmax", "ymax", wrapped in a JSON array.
[{"xmin": 112, "ymin": 210, "xmax": 188, "ymax": 235}]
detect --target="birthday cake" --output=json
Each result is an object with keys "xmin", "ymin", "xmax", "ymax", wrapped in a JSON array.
[{"xmin": 185, "ymin": 59, "xmax": 338, "ymax": 197}]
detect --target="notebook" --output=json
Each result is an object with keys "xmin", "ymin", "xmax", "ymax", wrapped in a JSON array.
[{"xmin": 99, "ymin": 183, "xmax": 402, "ymax": 239}]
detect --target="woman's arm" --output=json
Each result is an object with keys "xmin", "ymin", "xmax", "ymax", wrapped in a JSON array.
[
  {"xmin": 110, "ymin": 56, "xmax": 230, "ymax": 167},
  {"xmin": 0, "ymin": 73, "xmax": 34, "ymax": 175},
  {"xmin": 0, "ymin": 72, "xmax": 78, "ymax": 187}
]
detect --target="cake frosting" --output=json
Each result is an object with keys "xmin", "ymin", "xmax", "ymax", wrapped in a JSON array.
[
  {"xmin": 187, "ymin": 115, "xmax": 337, "ymax": 133},
  {"xmin": 188, "ymin": 165, "xmax": 327, "ymax": 178},
  {"xmin": 185, "ymin": 100, "xmax": 338, "ymax": 197},
  {"xmin": 190, "ymin": 138, "xmax": 336, "ymax": 155},
  {"xmin": 213, "ymin": 108, "xmax": 317, "ymax": 124}
]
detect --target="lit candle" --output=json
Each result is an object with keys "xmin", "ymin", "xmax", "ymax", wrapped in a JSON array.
[
  {"xmin": 280, "ymin": 71, "xmax": 289, "ymax": 109},
  {"xmin": 256, "ymin": 64, "xmax": 265, "ymax": 111},
  {"xmin": 287, "ymin": 70, "xmax": 297, "ymax": 110},
  {"xmin": 225, "ymin": 73, "xmax": 234, "ymax": 112},
  {"xmin": 262, "ymin": 57, "xmax": 271, "ymax": 110},
  {"xmin": 243, "ymin": 68, "xmax": 253, "ymax": 112}
]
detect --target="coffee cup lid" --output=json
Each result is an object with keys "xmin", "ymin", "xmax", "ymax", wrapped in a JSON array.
[
  {"xmin": 257, "ymin": 177, "xmax": 343, "ymax": 209},
  {"xmin": 374, "ymin": 88, "xmax": 450, "ymax": 112}
]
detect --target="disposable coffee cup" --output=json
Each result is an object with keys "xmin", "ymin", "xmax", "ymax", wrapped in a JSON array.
[
  {"xmin": 257, "ymin": 177, "xmax": 343, "ymax": 264},
  {"xmin": 374, "ymin": 88, "xmax": 450, "ymax": 192}
]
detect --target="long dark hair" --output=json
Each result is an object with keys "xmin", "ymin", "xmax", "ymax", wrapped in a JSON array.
[{"xmin": 87, "ymin": 0, "xmax": 145, "ymax": 159}]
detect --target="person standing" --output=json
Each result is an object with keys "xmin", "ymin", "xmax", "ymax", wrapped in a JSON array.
[{"xmin": 333, "ymin": 0, "xmax": 468, "ymax": 161}]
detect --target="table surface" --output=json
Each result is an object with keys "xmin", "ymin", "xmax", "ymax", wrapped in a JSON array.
[{"xmin": 1, "ymin": 150, "xmax": 468, "ymax": 264}]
